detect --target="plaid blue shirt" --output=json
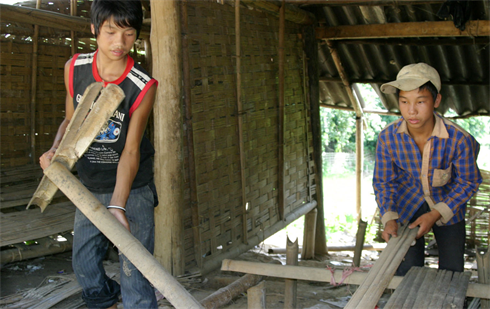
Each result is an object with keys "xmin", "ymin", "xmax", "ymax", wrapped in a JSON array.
[{"xmin": 373, "ymin": 113, "xmax": 482, "ymax": 227}]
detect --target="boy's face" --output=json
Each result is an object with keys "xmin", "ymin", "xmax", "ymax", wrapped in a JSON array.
[
  {"xmin": 398, "ymin": 88, "xmax": 441, "ymax": 134},
  {"xmin": 91, "ymin": 17, "xmax": 137, "ymax": 61}
]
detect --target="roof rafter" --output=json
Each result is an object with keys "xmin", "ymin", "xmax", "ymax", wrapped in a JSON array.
[{"xmin": 317, "ymin": 20, "xmax": 490, "ymax": 40}]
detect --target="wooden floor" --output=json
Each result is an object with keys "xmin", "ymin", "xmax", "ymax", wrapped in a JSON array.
[
  {"xmin": 1, "ymin": 164, "xmax": 75, "ymax": 247},
  {"xmin": 384, "ymin": 266, "xmax": 471, "ymax": 309}
]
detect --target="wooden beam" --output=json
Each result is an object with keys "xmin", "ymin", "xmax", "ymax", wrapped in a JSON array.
[
  {"xmin": 235, "ymin": 0, "xmax": 249, "ymax": 245},
  {"xmin": 317, "ymin": 20, "xmax": 490, "ymax": 40},
  {"xmin": 320, "ymin": 76, "xmax": 490, "ymax": 86},
  {"xmin": 181, "ymin": 0, "xmax": 202, "ymax": 269},
  {"xmin": 70, "ymin": 0, "xmax": 77, "ymax": 55},
  {"xmin": 221, "ymin": 259, "xmax": 490, "ymax": 299},
  {"xmin": 151, "ymin": 0, "xmax": 185, "ymax": 276},
  {"xmin": 286, "ymin": 0, "xmax": 445, "ymax": 5},
  {"xmin": 30, "ymin": 0, "xmax": 41, "ymax": 165},
  {"xmin": 0, "ymin": 3, "xmax": 150, "ymax": 38},
  {"xmin": 278, "ymin": 0, "xmax": 285, "ymax": 221},
  {"xmin": 241, "ymin": 0, "xmax": 314, "ymax": 25},
  {"xmin": 335, "ymin": 37, "xmax": 490, "ymax": 46},
  {"xmin": 304, "ymin": 26, "xmax": 328, "ymax": 257}
]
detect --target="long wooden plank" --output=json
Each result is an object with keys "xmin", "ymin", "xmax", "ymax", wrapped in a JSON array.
[
  {"xmin": 316, "ymin": 20, "xmax": 490, "ymax": 40},
  {"xmin": 0, "ymin": 202, "xmax": 75, "ymax": 247}
]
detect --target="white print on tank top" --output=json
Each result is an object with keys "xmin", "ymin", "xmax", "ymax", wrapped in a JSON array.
[{"xmin": 85, "ymin": 145, "xmax": 120, "ymax": 164}]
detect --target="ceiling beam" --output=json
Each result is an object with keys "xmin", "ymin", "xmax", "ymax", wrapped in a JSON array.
[
  {"xmin": 320, "ymin": 77, "xmax": 490, "ymax": 87},
  {"xmin": 317, "ymin": 20, "xmax": 490, "ymax": 40},
  {"xmin": 287, "ymin": 0, "xmax": 445, "ymax": 6},
  {"xmin": 0, "ymin": 3, "xmax": 150, "ymax": 38},
  {"xmin": 333, "ymin": 37, "xmax": 490, "ymax": 46}
]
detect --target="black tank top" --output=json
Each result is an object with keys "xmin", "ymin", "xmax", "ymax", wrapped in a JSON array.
[{"xmin": 69, "ymin": 51, "xmax": 157, "ymax": 193}]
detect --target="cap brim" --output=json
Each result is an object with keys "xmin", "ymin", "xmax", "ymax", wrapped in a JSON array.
[{"xmin": 380, "ymin": 78, "xmax": 430, "ymax": 94}]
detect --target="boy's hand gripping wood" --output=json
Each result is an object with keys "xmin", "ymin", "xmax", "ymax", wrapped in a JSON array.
[{"xmin": 27, "ymin": 83, "xmax": 124, "ymax": 211}]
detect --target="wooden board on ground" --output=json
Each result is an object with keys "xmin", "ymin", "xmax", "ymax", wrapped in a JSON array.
[{"xmin": 0, "ymin": 202, "xmax": 75, "ymax": 247}]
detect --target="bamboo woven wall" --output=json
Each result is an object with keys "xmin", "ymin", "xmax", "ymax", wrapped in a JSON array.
[{"xmin": 183, "ymin": 1, "xmax": 315, "ymax": 271}]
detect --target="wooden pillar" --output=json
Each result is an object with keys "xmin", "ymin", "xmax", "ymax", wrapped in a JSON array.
[
  {"xmin": 304, "ymin": 26, "xmax": 327, "ymax": 256},
  {"xmin": 355, "ymin": 116, "xmax": 363, "ymax": 221},
  {"xmin": 278, "ymin": 0, "xmax": 286, "ymax": 220},
  {"xmin": 301, "ymin": 208, "xmax": 317, "ymax": 259},
  {"xmin": 150, "ymin": 0, "xmax": 184, "ymax": 275},
  {"xmin": 181, "ymin": 0, "xmax": 202, "ymax": 269},
  {"xmin": 30, "ymin": 0, "xmax": 41, "ymax": 164},
  {"xmin": 235, "ymin": 0, "xmax": 248, "ymax": 245}
]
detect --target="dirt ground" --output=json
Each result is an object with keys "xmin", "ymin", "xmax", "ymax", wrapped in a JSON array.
[{"xmin": 0, "ymin": 236, "xmax": 481, "ymax": 309}]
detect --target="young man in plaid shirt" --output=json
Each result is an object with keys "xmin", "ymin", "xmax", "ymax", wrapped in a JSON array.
[{"xmin": 373, "ymin": 63, "xmax": 482, "ymax": 276}]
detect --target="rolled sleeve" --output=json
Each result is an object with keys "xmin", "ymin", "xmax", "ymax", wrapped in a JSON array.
[
  {"xmin": 381, "ymin": 211, "xmax": 399, "ymax": 227},
  {"xmin": 432, "ymin": 202, "xmax": 453, "ymax": 226}
]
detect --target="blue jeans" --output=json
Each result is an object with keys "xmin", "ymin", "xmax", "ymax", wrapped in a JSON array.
[
  {"xmin": 72, "ymin": 184, "xmax": 158, "ymax": 309},
  {"xmin": 396, "ymin": 202, "xmax": 466, "ymax": 276}
]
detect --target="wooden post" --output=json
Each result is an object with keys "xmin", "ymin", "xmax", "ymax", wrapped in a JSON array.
[
  {"xmin": 235, "ymin": 0, "xmax": 248, "ymax": 245},
  {"xmin": 476, "ymin": 248, "xmax": 490, "ymax": 308},
  {"xmin": 301, "ymin": 208, "xmax": 317, "ymax": 259},
  {"xmin": 353, "ymin": 219, "xmax": 367, "ymax": 267},
  {"xmin": 284, "ymin": 237, "xmax": 298, "ymax": 309},
  {"xmin": 70, "ymin": 0, "xmax": 77, "ymax": 55},
  {"xmin": 248, "ymin": 281, "xmax": 266, "ymax": 309},
  {"xmin": 303, "ymin": 26, "xmax": 327, "ymax": 257},
  {"xmin": 180, "ymin": 0, "xmax": 202, "ymax": 270},
  {"xmin": 150, "ymin": 0, "xmax": 184, "ymax": 275},
  {"xmin": 277, "ymin": 0, "xmax": 285, "ymax": 220},
  {"xmin": 30, "ymin": 0, "xmax": 41, "ymax": 164},
  {"xmin": 355, "ymin": 116, "xmax": 363, "ymax": 221},
  {"xmin": 44, "ymin": 162, "xmax": 203, "ymax": 309}
]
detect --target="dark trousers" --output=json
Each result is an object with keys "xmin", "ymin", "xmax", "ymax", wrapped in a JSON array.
[{"xmin": 396, "ymin": 202, "xmax": 466, "ymax": 276}]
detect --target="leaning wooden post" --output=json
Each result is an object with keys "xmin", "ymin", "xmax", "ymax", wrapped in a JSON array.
[
  {"xmin": 301, "ymin": 208, "xmax": 317, "ymax": 259},
  {"xmin": 44, "ymin": 162, "xmax": 203, "ymax": 309},
  {"xmin": 353, "ymin": 219, "xmax": 367, "ymax": 267},
  {"xmin": 303, "ymin": 26, "xmax": 327, "ymax": 257},
  {"xmin": 248, "ymin": 281, "xmax": 266, "ymax": 309},
  {"xmin": 150, "ymin": 0, "xmax": 185, "ymax": 275},
  {"xmin": 284, "ymin": 237, "xmax": 298, "ymax": 309}
]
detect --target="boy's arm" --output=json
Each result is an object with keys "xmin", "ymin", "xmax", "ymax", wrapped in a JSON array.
[
  {"xmin": 107, "ymin": 83, "xmax": 157, "ymax": 231},
  {"xmin": 40, "ymin": 59, "xmax": 75, "ymax": 170},
  {"xmin": 430, "ymin": 135, "xmax": 482, "ymax": 225},
  {"xmin": 373, "ymin": 136, "xmax": 399, "ymax": 227}
]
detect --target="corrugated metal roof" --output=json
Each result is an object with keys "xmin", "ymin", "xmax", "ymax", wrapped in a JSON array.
[{"xmin": 302, "ymin": 1, "xmax": 490, "ymax": 117}]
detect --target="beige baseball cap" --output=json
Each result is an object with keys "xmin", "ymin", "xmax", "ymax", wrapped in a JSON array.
[{"xmin": 381, "ymin": 63, "xmax": 441, "ymax": 94}]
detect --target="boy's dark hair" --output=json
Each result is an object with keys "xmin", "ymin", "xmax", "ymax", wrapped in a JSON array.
[
  {"xmin": 396, "ymin": 81, "xmax": 439, "ymax": 103},
  {"xmin": 91, "ymin": 0, "xmax": 143, "ymax": 39}
]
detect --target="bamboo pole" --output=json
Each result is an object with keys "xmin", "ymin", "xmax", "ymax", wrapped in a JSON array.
[
  {"xmin": 278, "ymin": 0, "xmax": 285, "ymax": 220},
  {"xmin": 247, "ymin": 281, "xmax": 266, "ymax": 309},
  {"xmin": 43, "ymin": 162, "xmax": 203, "ymax": 309},
  {"xmin": 150, "ymin": 0, "xmax": 185, "ymax": 275},
  {"xmin": 28, "ymin": 83, "xmax": 122, "ymax": 211},
  {"xmin": 181, "ymin": 0, "xmax": 202, "ymax": 270},
  {"xmin": 235, "ymin": 0, "xmax": 248, "ymax": 245},
  {"xmin": 301, "ymin": 208, "xmax": 317, "ymax": 259},
  {"xmin": 200, "ymin": 273, "xmax": 263, "ymax": 309},
  {"xmin": 355, "ymin": 116, "xmax": 363, "ymax": 221},
  {"xmin": 284, "ymin": 237, "xmax": 298, "ymax": 309}
]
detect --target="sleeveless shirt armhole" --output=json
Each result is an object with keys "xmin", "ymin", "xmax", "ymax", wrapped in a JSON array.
[
  {"xmin": 69, "ymin": 54, "xmax": 80, "ymax": 98},
  {"xmin": 129, "ymin": 79, "xmax": 158, "ymax": 118}
]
